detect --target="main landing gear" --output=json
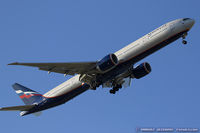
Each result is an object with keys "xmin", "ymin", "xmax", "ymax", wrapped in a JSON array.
[
  {"xmin": 182, "ymin": 32, "xmax": 188, "ymax": 45},
  {"xmin": 109, "ymin": 84, "xmax": 122, "ymax": 94}
]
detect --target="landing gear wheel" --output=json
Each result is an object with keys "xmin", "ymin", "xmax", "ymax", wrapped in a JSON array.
[
  {"xmin": 115, "ymin": 88, "xmax": 119, "ymax": 91},
  {"xmin": 90, "ymin": 81, "xmax": 98, "ymax": 90},
  {"xmin": 90, "ymin": 84, "xmax": 96, "ymax": 90},
  {"xmin": 109, "ymin": 84, "xmax": 122, "ymax": 94},
  {"xmin": 182, "ymin": 40, "xmax": 187, "ymax": 44},
  {"xmin": 109, "ymin": 89, "xmax": 115, "ymax": 94}
]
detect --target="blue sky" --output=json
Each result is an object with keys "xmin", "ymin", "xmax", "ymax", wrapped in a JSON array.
[{"xmin": 0, "ymin": 0, "xmax": 199, "ymax": 132}]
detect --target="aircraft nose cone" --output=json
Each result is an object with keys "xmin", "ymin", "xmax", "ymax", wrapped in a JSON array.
[
  {"xmin": 190, "ymin": 19, "xmax": 195, "ymax": 27},
  {"xmin": 187, "ymin": 18, "xmax": 195, "ymax": 30}
]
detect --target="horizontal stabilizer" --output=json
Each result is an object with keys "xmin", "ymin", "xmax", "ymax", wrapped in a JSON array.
[
  {"xmin": 33, "ymin": 111, "xmax": 42, "ymax": 116},
  {"xmin": 0, "ymin": 105, "xmax": 35, "ymax": 111}
]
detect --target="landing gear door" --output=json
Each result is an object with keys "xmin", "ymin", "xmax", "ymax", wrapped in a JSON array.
[{"xmin": 122, "ymin": 77, "xmax": 131, "ymax": 88}]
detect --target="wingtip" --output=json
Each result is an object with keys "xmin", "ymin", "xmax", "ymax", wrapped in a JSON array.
[
  {"xmin": 8, "ymin": 62, "xmax": 19, "ymax": 65},
  {"xmin": 12, "ymin": 83, "xmax": 19, "ymax": 87}
]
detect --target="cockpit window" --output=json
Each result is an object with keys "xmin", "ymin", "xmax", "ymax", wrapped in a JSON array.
[{"xmin": 183, "ymin": 18, "xmax": 190, "ymax": 21}]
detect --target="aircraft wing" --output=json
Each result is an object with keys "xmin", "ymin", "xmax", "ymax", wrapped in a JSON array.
[
  {"xmin": 8, "ymin": 62, "xmax": 97, "ymax": 75},
  {"xmin": 0, "ymin": 105, "xmax": 35, "ymax": 111}
]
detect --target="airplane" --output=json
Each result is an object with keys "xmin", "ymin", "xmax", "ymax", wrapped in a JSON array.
[{"xmin": 0, "ymin": 18, "xmax": 195, "ymax": 116}]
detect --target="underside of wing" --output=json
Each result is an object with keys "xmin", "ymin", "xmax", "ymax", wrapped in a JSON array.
[
  {"xmin": 0, "ymin": 105, "xmax": 35, "ymax": 111},
  {"xmin": 8, "ymin": 62, "xmax": 97, "ymax": 75}
]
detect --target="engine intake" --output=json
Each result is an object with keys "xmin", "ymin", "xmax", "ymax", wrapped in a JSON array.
[
  {"xmin": 132, "ymin": 62, "xmax": 151, "ymax": 79},
  {"xmin": 97, "ymin": 54, "xmax": 118, "ymax": 72}
]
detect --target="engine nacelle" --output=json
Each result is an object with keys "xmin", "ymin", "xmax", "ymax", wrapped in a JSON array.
[
  {"xmin": 96, "ymin": 54, "xmax": 118, "ymax": 72},
  {"xmin": 132, "ymin": 62, "xmax": 151, "ymax": 79}
]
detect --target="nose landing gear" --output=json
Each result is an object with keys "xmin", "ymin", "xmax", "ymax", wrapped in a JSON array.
[
  {"xmin": 182, "ymin": 32, "xmax": 188, "ymax": 45},
  {"xmin": 182, "ymin": 40, "xmax": 187, "ymax": 44}
]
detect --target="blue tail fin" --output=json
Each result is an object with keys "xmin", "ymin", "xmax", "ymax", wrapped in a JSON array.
[{"xmin": 12, "ymin": 83, "xmax": 44, "ymax": 105}]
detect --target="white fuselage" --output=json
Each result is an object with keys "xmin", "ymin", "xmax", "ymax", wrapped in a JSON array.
[{"xmin": 43, "ymin": 18, "xmax": 194, "ymax": 98}]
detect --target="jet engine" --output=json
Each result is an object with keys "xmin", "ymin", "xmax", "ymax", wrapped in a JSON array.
[
  {"xmin": 96, "ymin": 54, "xmax": 118, "ymax": 72},
  {"xmin": 132, "ymin": 62, "xmax": 151, "ymax": 79}
]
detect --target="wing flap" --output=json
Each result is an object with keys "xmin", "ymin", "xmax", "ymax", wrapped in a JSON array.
[{"xmin": 0, "ymin": 105, "xmax": 35, "ymax": 111}]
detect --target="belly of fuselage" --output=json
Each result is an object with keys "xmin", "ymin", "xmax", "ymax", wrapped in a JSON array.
[{"xmin": 99, "ymin": 28, "xmax": 187, "ymax": 83}]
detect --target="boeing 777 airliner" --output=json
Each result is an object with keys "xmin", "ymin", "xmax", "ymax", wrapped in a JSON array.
[{"xmin": 0, "ymin": 18, "xmax": 195, "ymax": 116}]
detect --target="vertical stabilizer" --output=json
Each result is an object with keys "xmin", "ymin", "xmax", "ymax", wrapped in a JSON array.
[{"xmin": 12, "ymin": 83, "xmax": 44, "ymax": 105}]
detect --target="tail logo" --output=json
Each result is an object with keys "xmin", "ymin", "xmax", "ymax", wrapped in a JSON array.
[{"xmin": 16, "ymin": 90, "xmax": 42, "ymax": 99}]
